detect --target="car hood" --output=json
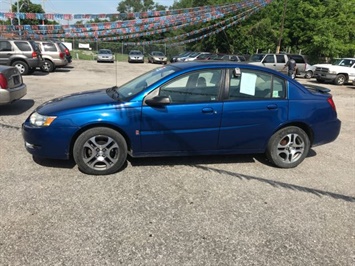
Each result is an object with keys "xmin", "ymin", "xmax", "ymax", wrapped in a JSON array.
[{"xmin": 36, "ymin": 88, "xmax": 122, "ymax": 115}]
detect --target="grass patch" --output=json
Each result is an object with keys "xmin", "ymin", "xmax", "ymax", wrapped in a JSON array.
[{"xmin": 72, "ymin": 50, "xmax": 128, "ymax": 62}]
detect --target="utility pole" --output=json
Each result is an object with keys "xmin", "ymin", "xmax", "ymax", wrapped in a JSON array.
[{"xmin": 276, "ymin": 0, "xmax": 287, "ymax": 54}]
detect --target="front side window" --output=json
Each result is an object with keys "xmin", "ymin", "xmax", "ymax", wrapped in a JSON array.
[
  {"xmin": 159, "ymin": 69, "xmax": 223, "ymax": 103},
  {"xmin": 0, "ymin": 41, "xmax": 12, "ymax": 51},
  {"xmin": 263, "ymin": 55, "xmax": 275, "ymax": 63},
  {"xmin": 227, "ymin": 69, "xmax": 286, "ymax": 100}
]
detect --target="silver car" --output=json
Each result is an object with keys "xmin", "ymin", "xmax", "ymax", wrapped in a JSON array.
[
  {"xmin": 97, "ymin": 49, "xmax": 114, "ymax": 63},
  {"xmin": 128, "ymin": 50, "xmax": 144, "ymax": 63},
  {"xmin": 35, "ymin": 40, "xmax": 68, "ymax": 72},
  {"xmin": 0, "ymin": 65, "xmax": 27, "ymax": 105}
]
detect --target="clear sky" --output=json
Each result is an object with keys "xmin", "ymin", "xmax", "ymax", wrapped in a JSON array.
[{"xmin": 0, "ymin": 0, "xmax": 176, "ymax": 14}]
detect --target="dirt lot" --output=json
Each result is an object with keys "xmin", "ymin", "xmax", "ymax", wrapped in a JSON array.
[{"xmin": 0, "ymin": 60, "xmax": 354, "ymax": 265}]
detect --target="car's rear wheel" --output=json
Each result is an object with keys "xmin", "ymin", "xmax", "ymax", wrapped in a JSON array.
[
  {"xmin": 73, "ymin": 127, "xmax": 127, "ymax": 175},
  {"xmin": 266, "ymin": 126, "xmax": 310, "ymax": 168},
  {"xmin": 12, "ymin": 61, "xmax": 29, "ymax": 75},
  {"xmin": 334, "ymin": 74, "xmax": 346, "ymax": 85},
  {"xmin": 41, "ymin": 60, "xmax": 55, "ymax": 72}
]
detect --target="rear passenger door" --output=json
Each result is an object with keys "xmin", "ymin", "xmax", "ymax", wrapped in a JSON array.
[
  {"xmin": 219, "ymin": 68, "xmax": 289, "ymax": 151},
  {"xmin": 275, "ymin": 54, "xmax": 287, "ymax": 73}
]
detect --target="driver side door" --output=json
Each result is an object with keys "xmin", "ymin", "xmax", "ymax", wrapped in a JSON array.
[{"xmin": 140, "ymin": 69, "xmax": 224, "ymax": 153}]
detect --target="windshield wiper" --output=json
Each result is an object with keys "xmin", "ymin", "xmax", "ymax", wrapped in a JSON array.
[{"xmin": 106, "ymin": 86, "xmax": 121, "ymax": 100}]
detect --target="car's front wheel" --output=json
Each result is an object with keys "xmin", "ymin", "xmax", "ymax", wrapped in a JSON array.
[
  {"xmin": 12, "ymin": 61, "xmax": 29, "ymax": 75},
  {"xmin": 266, "ymin": 126, "xmax": 310, "ymax": 168},
  {"xmin": 73, "ymin": 127, "xmax": 127, "ymax": 175},
  {"xmin": 334, "ymin": 74, "xmax": 346, "ymax": 85}
]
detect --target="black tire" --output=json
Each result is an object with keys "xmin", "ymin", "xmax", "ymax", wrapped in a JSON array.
[
  {"xmin": 305, "ymin": 70, "xmax": 313, "ymax": 79},
  {"xmin": 266, "ymin": 126, "xmax": 310, "ymax": 168},
  {"xmin": 334, "ymin": 74, "xmax": 346, "ymax": 85},
  {"xmin": 12, "ymin": 61, "xmax": 29, "ymax": 75},
  {"xmin": 41, "ymin": 59, "xmax": 55, "ymax": 72},
  {"xmin": 73, "ymin": 127, "xmax": 127, "ymax": 175}
]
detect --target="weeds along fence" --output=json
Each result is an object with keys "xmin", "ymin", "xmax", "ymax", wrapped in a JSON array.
[{"xmin": 67, "ymin": 39, "xmax": 187, "ymax": 61}]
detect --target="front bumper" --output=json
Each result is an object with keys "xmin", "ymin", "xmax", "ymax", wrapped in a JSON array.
[
  {"xmin": 22, "ymin": 122, "xmax": 78, "ymax": 160},
  {"xmin": 314, "ymin": 72, "xmax": 337, "ymax": 81}
]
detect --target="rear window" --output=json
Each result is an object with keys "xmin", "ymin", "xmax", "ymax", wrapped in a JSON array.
[
  {"xmin": 14, "ymin": 41, "xmax": 32, "ymax": 51},
  {"xmin": 290, "ymin": 55, "xmax": 306, "ymax": 64}
]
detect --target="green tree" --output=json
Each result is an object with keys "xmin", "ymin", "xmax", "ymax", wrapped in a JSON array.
[
  {"xmin": 11, "ymin": 0, "xmax": 58, "ymax": 26},
  {"xmin": 117, "ymin": 0, "xmax": 166, "ymax": 13}
]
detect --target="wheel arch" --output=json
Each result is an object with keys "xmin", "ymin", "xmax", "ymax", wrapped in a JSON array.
[
  {"xmin": 336, "ymin": 72, "xmax": 349, "ymax": 80},
  {"xmin": 68, "ymin": 123, "xmax": 132, "ymax": 159},
  {"xmin": 272, "ymin": 122, "xmax": 314, "ymax": 145},
  {"xmin": 10, "ymin": 58, "xmax": 28, "ymax": 66}
]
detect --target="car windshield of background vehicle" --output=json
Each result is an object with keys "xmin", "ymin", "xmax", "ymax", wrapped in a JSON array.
[{"xmin": 116, "ymin": 65, "xmax": 177, "ymax": 100}]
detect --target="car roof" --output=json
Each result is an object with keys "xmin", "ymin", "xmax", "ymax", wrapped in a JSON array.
[{"xmin": 170, "ymin": 61, "xmax": 267, "ymax": 71}]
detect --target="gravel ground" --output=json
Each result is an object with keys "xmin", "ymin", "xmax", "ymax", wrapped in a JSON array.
[{"xmin": 0, "ymin": 60, "xmax": 354, "ymax": 265}]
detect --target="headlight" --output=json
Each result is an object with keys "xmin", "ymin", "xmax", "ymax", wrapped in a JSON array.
[{"xmin": 30, "ymin": 112, "xmax": 57, "ymax": 126}]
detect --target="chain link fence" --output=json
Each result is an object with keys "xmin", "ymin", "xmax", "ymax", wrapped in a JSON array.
[{"xmin": 66, "ymin": 39, "xmax": 187, "ymax": 62}]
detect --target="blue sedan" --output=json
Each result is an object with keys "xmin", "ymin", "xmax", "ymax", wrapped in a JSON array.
[{"xmin": 22, "ymin": 61, "xmax": 341, "ymax": 175}]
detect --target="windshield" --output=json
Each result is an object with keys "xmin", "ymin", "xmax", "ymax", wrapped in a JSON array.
[
  {"xmin": 152, "ymin": 51, "xmax": 164, "ymax": 56},
  {"xmin": 112, "ymin": 65, "xmax": 177, "ymax": 100},
  {"xmin": 335, "ymin": 59, "xmax": 355, "ymax": 67},
  {"xmin": 99, "ymin": 50, "xmax": 111, "ymax": 54},
  {"xmin": 130, "ymin": 51, "xmax": 142, "ymax": 55}
]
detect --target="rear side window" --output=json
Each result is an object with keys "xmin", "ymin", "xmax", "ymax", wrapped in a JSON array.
[
  {"xmin": 14, "ymin": 41, "xmax": 32, "ymax": 51},
  {"xmin": 276, "ymin": 55, "xmax": 286, "ymax": 63},
  {"xmin": 227, "ymin": 69, "xmax": 286, "ymax": 100},
  {"xmin": 42, "ymin": 42, "xmax": 57, "ymax": 52}
]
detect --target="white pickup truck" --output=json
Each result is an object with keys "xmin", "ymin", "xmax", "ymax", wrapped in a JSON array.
[{"xmin": 314, "ymin": 58, "xmax": 355, "ymax": 85}]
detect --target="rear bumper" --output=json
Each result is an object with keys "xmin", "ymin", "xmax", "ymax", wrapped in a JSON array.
[
  {"xmin": 0, "ymin": 84, "xmax": 27, "ymax": 104},
  {"xmin": 312, "ymin": 118, "xmax": 341, "ymax": 147},
  {"xmin": 28, "ymin": 58, "xmax": 44, "ymax": 68}
]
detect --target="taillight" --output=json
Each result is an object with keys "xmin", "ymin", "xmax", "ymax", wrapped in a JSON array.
[
  {"xmin": 327, "ymin": 96, "xmax": 336, "ymax": 112},
  {"xmin": 32, "ymin": 51, "xmax": 38, "ymax": 58},
  {"xmin": 59, "ymin": 52, "xmax": 65, "ymax": 59},
  {"xmin": 0, "ymin": 74, "xmax": 8, "ymax": 89},
  {"xmin": 65, "ymin": 49, "xmax": 70, "ymax": 56}
]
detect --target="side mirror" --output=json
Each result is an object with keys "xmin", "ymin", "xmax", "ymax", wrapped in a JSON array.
[{"xmin": 145, "ymin": 96, "xmax": 171, "ymax": 106}]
